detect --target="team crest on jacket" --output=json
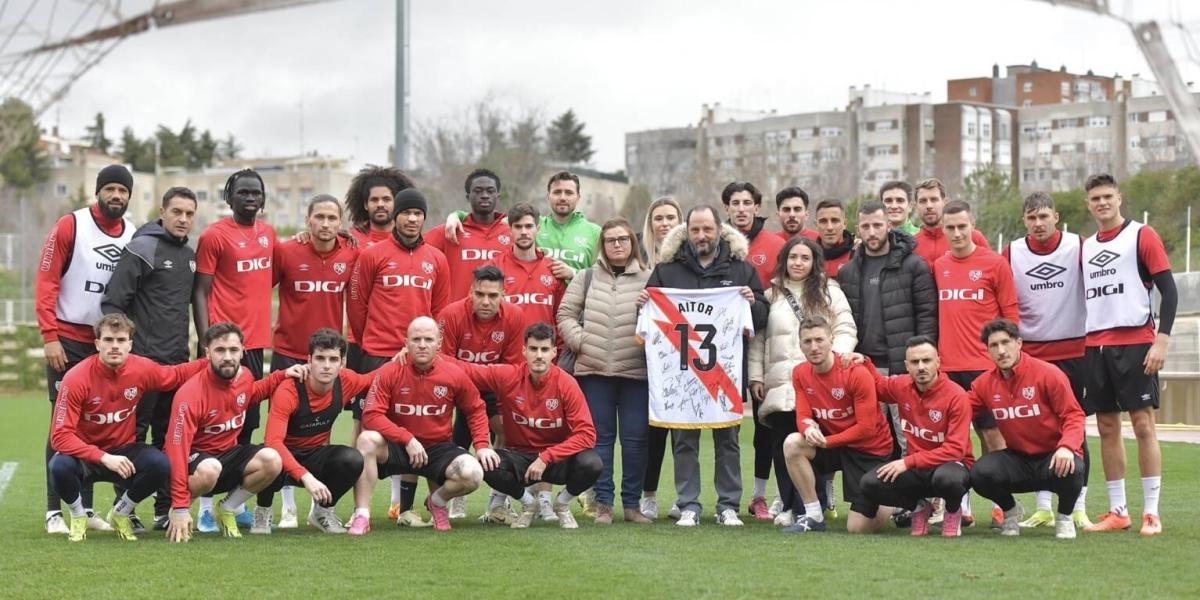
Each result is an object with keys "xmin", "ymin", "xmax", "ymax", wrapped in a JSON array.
[
  {"xmin": 751, "ymin": 254, "xmax": 766, "ymax": 266},
  {"xmin": 258, "ymin": 235, "xmax": 269, "ymax": 248},
  {"xmin": 831, "ymin": 388, "xmax": 845, "ymax": 400},
  {"xmin": 123, "ymin": 387, "xmax": 138, "ymax": 401},
  {"xmin": 969, "ymin": 270, "xmax": 983, "ymax": 282},
  {"xmin": 506, "ymin": 276, "xmax": 517, "ymax": 286},
  {"xmin": 540, "ymin": 275, "xmax": 554, "ymax": 287},
  {"xmin": 189, "ymin": 260, "xmax": 196, "ymax": 272},
  {"xmin": 929, "ymin": 409, "xmax": 943, "ymax": 423},
  {"xmin": 333, "ymin": 262, "xmax": 346, "ymax": 274},
  {"xmin": 546, "ymin": 398, "xmax": 559, "ymax": 411},
  {"xmin": 432, "ymin": 385, "xmax": 448, "ymax": 399},
  {"xmin": 491, "ymin": 331, "xmax": 505, "ymax": 343},
  {"xmin": 1021, "ymin": 386, "xmax": 1035, "ymax": 400},
  {"xmin": 498, "ymin": 235, "xmax": 511, "ymax": 245},
  {"xmin": 236, "ymin": 393, "xmax": 246, "ymax": 407},
  {"xmin": 421, "ymin": 261, "xmax": 434, "ymax": 274}
]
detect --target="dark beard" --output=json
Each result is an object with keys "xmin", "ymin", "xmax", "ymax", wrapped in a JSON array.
[{"xmin": 98, "ymin": 202, "xmax": 128, "ymax": 220}]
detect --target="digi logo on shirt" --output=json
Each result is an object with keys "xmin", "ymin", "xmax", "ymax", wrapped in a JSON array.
[
  {"xmin": 202, "ymin": 412, "xmax": 247, "ymax": 434},
  {"xmin": 900, "ymin": 418, "xmax": 945, "ymax": 443},
  {"xmin": 813, "ymin": 406, "xmax": 854, "ymax": 421},
  {"xmin": 394, "ymin": 403, "xmax": 448, "ymax": 416},
  {"xmin": 511, "ymin": 412, "xmax": 562, "ymax": 429},
  {"xmin": 293, "ymin": 280, "xmax": 346, "ymax": 293},
  {"xmin": 991, "ymin": 403, "xmax": 1042, "ymax": 421},
  {"xmin": 380, "ymin": 274, "xmax": 433, "ymax": 289},
  {"xmin": 506, "ymin": 292, "xmax": 554, "ymax": 306},
  {"xmin": 461, "ymin": 249, "xmax": 500, "ymax": 261},
  {"xmin": 543, "ymin": 248, "xmax": 585, "ymax": 264},
  {"xmin": 457, "ymin": 349, "xmax": 500, "ymax": 363},
  {"xmin": 82, "ymin": 408, "xmax": 135, "ymax": 425},
  {"xmin": 939, "ymin": 288, "xmax": 985, "ymax": 301},
  {"xmin": 236, "ymin": 257, "xmax": 272, "ymax": 273}
]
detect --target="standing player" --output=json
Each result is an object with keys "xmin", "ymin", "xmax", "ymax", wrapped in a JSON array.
[
  {"xmin": 36, "ymin": 164, "xmax": 135, "ymax": 534},
  {"xmin": 859, "ymin": 337, "xmax": 973, "ymax": 537},
  {"xmin": 782, "ymin": 316, "xmax": 895, "ymax": 534},
  {"xmin": 101, "ymin": 186, "xmax": 198, "ymax": 531},
  {"xmin": 912, "ymin": 178, "xmax": 991, "ymax": 267},
  {"xmin": 879, "ymin": 181, "xmax": 920, "ymax": 235},
  {"xmin": 437, "ymin": 265, "xmax": 526, "ymax": 519},
  {"xmin": 491, "ymin": 202, "xmax": 567, "ymax": 333},
  {"xmin": 350, "ymin": 318, "xmax": 498, "ymax": 533},
  {"xmin": 269, "ymin": 194, "xmax": 357, "ymax": 526},
  {"xmin": 259, "ymin": 329, "xmax": 374, "ymax": 533},
  {"xmin": 1079, "ymin": 174, "xmax": 1175, "ymax": 537},
  {"xmin": 813, "ymin": 199, "xmax": 855, "ymax": 278},
  {"xmin": 164, "ymin": 323, "xmax": 303, "ymax": 542},
  {"xmin": 968, "ymin": 319, "xmax": 1087, "ymax": 539},
  {"xmin": 425, "ymin": 169, "xmax": 513, "ymax": 300},
  {"xmin": 1003, "ymin": 192, "xmax": 1093, "ymax": 528},
  {"xmin": 48, "ymin": 314, "xmax": 206, "ymax": 541},
  {"xmin": 451, "ymin": 323, "xmax": 601, "ymax": 529},
  {"xmin": 934, "ymin": 199, "xmax": 1017, "ymax": 526},
  {"xmin": 773, "ymin": 186, "xmax": 820, "ymax": 241}
]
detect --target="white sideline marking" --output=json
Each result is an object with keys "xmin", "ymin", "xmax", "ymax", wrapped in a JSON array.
[{"xmin": 0, "ymin": 462, "xmax": 16, "ymax": 502}]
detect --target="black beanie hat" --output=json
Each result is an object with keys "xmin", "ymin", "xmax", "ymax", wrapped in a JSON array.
[
  {"xmin": 96, "ymin": 164, "xmax": 134, "ymax": 194},
  {"xmin": 393, "ymin": 188, "xmax": 427, "ymax": 218}
]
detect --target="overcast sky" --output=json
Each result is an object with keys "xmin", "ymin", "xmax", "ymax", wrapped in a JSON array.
[{"xmin": 33, "ymin": 0, "xmax": 1200, "ymax": 172}]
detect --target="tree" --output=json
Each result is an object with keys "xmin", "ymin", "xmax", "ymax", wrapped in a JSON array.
[
  {"xmin": 85, "ymin": 112, "xmax": 112, "ymax": 155},
  {"xmin": 0, "ymin": 98, "xmax": 49, "ymax": 190},
  {"xmin": 963, "ymin": 164, "xmax": 1023, "ymax": 245},
  {"xmin": 546, "ymin": 109, "xmax": 594, "ymax": 164},
  {"xmin": 218, "ymin": 133, "xmax": 243, "ymax": 161},
  {"xmin": 119, "ymin": 126, "xmax": 154, "ymax": 172}
]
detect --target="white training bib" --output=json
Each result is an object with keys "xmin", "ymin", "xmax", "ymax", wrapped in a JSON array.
[
  {"xmin": 1009, "ymin": 232, "xmax": 1086, "ymax": 342},
  {"xmin": 1082, "ymin": 221, "xmax": 1151, "ymax": 334},
  {"xmin": 56, "ymin": 207, "xmax": 133, "ymax": 326},
  {"xmin": 636, "ymin": 287, "xmax": 753, "ymax": 429}
]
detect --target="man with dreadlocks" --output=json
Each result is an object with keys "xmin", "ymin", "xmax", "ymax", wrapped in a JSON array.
[{"xmin": 192, "ymin": 168, "xmax": 276, "ymax": 532}]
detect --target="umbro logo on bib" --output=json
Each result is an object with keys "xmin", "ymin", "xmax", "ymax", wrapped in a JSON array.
[
  {"xmin": 1088, "ymin": 250, "xmax": 1120, "ymax": 269},
  {"xmin": 1025, "ymin": 262, "xmax": 1066, "ymax": 281},
  {"xmin": 93, "ymin": 244, "xmax": 123, "ymax": 263}
]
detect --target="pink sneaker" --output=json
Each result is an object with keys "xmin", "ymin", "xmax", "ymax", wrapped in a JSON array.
[
  {"xmin": 347, "ymin": 513, "xmax": 370, "ymax": 536},
  {"xmin": 748, "ymin": 497, "xmax": 771, "ymax": 521},
  {"xmin": 942, "ymin": 509, "xmax": 962, "ymax": 538},
  {"xmin": 910, "ymin": 503, "xmax": 932, "ymax": 537},
  {"xmin": 426, "ymin": 496, "xmax": 452, "ymax": 531}
]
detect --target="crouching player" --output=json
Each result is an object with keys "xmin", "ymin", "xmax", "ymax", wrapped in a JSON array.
[
  {"xmin": 49, "ymin": 313, "xmax": 207, "ymax": 541},
  {"xmin": 165, "ymin": 323, "xmax": 304, "ymax": 542},
  {"xmin": 452, "ymin": 323, "xmax": 599, "ymax": 529},
  {"xmin": 782, "ymin": 316, "xmax": 896, "ymax": 534},
  {"xmin": 258, "ymin": 329, "xmax": 375, "ymax": 533},
  {"xmin": 859, "ymin": 336, "xmax": 973, "ymax": 537},
  {"xmin": 350, "ymin": 317, "xmax": 499, "ymax": 533},
  {"xmin": 968, "ymin": 319, "xmax": 1086, "ymax": 539}
]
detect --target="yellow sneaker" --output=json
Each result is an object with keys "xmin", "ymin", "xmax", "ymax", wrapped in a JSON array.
[
  {"xmin": 107, "ymin": 510, "xmax": 138, "ymax": 541},
  {"xmin": 387, "ymin": 503, "xmax": 402, "ymax": 521},
  {"xmin": 395, "ymin": 510, "xmax": 432, "ymax": 528},
  {"xmin": 1019, "ymin": 509, "xmax": 1055, "ymax": 528},
  {"xmin": 68, "ymin": 515, "xmax": 87, "ymax": 542},
  {"xmin": 214, "ymin": 504, "xmax": 242, "ymax": 539},
  {"xmin": 1071, "ymin": 509, "xmax": 1094, "ymax": 529}
]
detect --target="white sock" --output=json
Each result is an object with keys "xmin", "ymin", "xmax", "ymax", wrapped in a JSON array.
[
  {"xmin": 555, "ymin": 490, "xmax": 577, "ymax": 506},
  {"xmin": 390, "ymin": 476, "xmax": 403, "ymax": 504},
  {"xmin": 354, "ymin": 507, "xmax": 369, "ymax": 519},
  {"xmin": 67, "ymin": 497, "xmax": 86, "ymax": 518},
  {"xmin": 804, "ymin": 501, "xmax": 824, "ymax": 523},
  {"xmin": 430, "ymin": 489, "xmax": 449, "ymax": 507},
  {"xmin": 753, "ymin": 478, "xmax": 768, "ymax": 499},
  {"xmin": 1074, "ymin": 486, "xmax": 1088, "ymax": 513},
  {"xmin": 961, "ymin": 492, "xmax": 972, "ymax": 516},
  {"xmin": 1106, "ymin": 479, "xmax": 1127, "ymax": 516},
  {"xmin": 520, "ymin": 491, "xmax": 536, "ymax": 506},
  {"xmin": 199, "ymin": 496, "xmax": 213, "ymax": 513},
  {"xmin": 537, "ymin": 490, "xmax": 553, "ymax": 504},
  {"xmin": 220, "ymin": 487, "xmax": 254, "ymax": 513},
  {"xmin": 1036, "ymin": 491, "xmax": 1052, "ymax": 512},
  {"xmin": 112, "ymin": 492, "xmax": 137, "ymax": 517},
  {"xmin": 281, "ymin": 486, "xmax": 296, "ymax": 510},
  {"xmin": 488, "ymin": 490, "xmax": 506, "ymax": 510},
  {"xmin": 1141, "ymin": 476, "xmax": 1161, "ymax": 516}
]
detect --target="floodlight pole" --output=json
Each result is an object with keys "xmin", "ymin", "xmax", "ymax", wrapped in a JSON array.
[{"xmin": 394, "ymin": 0, "xmax": 410, "ymax": 169}]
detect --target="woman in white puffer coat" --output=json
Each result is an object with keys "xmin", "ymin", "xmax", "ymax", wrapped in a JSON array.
[{"xmin": 748, "ymin": 236, "xmax": 857, "ymax": 526}]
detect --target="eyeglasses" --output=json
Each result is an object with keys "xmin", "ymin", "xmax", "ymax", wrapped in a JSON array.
[{"xmin": 603, "ymin": 235, "xmax": 632, "ymax": 246}]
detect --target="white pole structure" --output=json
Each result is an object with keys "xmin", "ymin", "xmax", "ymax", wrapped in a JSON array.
[
  {"xmin": 997, "ymin": 232, "xmax": 1004, "ymax": 250},
  {"xmin": 1187, "ymin": 205, "xmax": 1193, "ymax": 273},
  {"xmin": 1144, "ymin": 210, "xmax": 1149, "ymax": 224}
]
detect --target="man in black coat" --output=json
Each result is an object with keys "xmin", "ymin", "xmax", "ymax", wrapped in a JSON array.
[
  {"xmin": 642, "ymin": 205, "xmax": 768, "ymax": 527},
  {"xmin": 101, "ymin": 186, "xmax": 199, "ymax": 529}
]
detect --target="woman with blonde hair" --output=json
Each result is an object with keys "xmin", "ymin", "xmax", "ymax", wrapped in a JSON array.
[
  {"xmin": 748, "ymin": 236, "xmax": 857, "ymax": 528},
  {"xmin": 558, "ymin": 218, "xmax": 653, "ymax": 524}
]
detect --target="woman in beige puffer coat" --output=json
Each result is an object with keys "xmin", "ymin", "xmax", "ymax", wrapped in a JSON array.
[
  {"xmin": 557, "ymin": 218, "xmax": 652, "ymax": 525},
  {"xmin": 747, "ymin": 236, "xmax": 857, "ymax": 526}
]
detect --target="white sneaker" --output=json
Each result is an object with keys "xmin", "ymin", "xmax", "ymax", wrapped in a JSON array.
[
  {"xmin": 667, "ymin": 503, "xmax": 682, "ymax": 519},
  {"xmin": 717, "ymin": 508, "xmax": 744, "ymax": 526},
  {"xmin": 553, "ymin": 502, "xmax": 578, "ymax": 529},
  {"xmin": 675, "ymin": 509, "xmax": 698, "ymax": 527},
  {"xmin": 1055, "ymin": 515, "xmax": 1076, "ymax": 540},
  {"xmin": 307, "ymin": 506, "xmax": 346, "ymax": 534},
  {"xmin": 538, "ymin": 497, "xmax": 558, "ymax": 522},
  {"xmin": 768, "ymin": 497, "xmax": 784, "ymax": 518},
  {"xmin": 86, "ymin": 511, "xmax": 113, "ymax": 531},
  {"xmin": 479, "ymin": 504, "xmax": 518, "ymax": 525},
  {"xmin": 640, "ymin": 496, "xmax": 659, "ymax": 520},
  {"xmin": 46, "ymin": 513, "xmax": 69, "ymax": 534},
  {"xmin": 511, "ymin": 501, "xmax": 538, "ymax": 529},
  {"xmin": 250, "ymin": 507, "xmax": 272, "ymax": 534},
  {"xmin": 774, "ymin": 510, "xmax": 795, "ymax": 527},
  {"xmin": 277, "ymin": 505, "xmax": 298, "ymax": 529},
  {"xmin": 448, "ymin": 496, "xmax": 467, "ymax": 519}
]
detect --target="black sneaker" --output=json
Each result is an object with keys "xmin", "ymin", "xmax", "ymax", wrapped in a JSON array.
[
  {"xmin": 892, "ymin": 508, "xmax": 913, "ymax": 529},
  {"xmin": 152, "ymin": 514, "xmax": 170, "ymax": 531},
  {"xmin": 129, "ymin": 513, "xmax": 147, "ymax": 535},
  {"xmin": 780, "ymin": 515, "xmax": 827, "ymax": 533}
]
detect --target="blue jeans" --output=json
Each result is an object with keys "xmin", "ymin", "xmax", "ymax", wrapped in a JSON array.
[{"xmin": 578, "ymin": 375, "xmax": 649, "ymax": 508}]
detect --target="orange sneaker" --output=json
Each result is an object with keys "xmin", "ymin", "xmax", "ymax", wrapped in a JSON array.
[
  {"xmin": 1140, "ymin": 514, "xmax": 1162, "ymax": 537},
  {"xmin": 1084, "ymin": 511, "xmax": 1131, "ymax": 532},
  {"xmin": 989, "ymin": 506, "xmax": 1005, "ymax": 529}
]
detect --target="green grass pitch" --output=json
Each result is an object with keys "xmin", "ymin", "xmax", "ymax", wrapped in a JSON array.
[{"xmin": 1, "ymin": 391, "xmax": 1198, "ymax": 598}]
